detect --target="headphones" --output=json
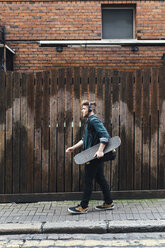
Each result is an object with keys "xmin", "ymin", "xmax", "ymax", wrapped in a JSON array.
[{"xmin": 88, "ymin": 102, "xmax": 92, "ymax": 113}]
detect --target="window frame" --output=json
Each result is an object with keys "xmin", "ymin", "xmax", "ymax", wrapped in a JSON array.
[{"xmin": 101, "ymin": 6, "xmax": 136, "ymax": 40}]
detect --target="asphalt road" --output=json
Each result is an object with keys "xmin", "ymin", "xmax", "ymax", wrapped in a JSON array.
[{"xmin": 0, "ymin": 232, "xmax": 165, "ymax": 247}]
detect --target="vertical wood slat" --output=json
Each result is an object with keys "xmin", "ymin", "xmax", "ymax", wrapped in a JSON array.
[
  {"xmin": 158, "ymin": 67, "xmax": 165, "ymax": 189},
  {"xmin": 0, "ymin": 71, "xmax": 5, "ymax": 194},
  {"xmin": 95, "ymin": 68, "xmax": 104, "ymax": 191},
  {"xmin": 27, "ymin": 73, "xmax": 35, "ymax": 193},
  {"xmin": 126, "ymin": 72, "xmax": 134, "ymax": 190},
  {"xmin": 20, "ymin": 73, "xmax": 28, "ymax": 193},
  {"xmin": 134, "ymin": 70, "xmax": 142, "ymax": 190},
  {"xmin": 142, "ymin": 69, "xmax": 150, "ymax": 190},
  {"xmin": 72, "ymin": 67, "xmax": 81, "ymax": 192},
  {"xmin": 150, "ymin": 68, "xmax": 158, "ymax": 189},
  {"xmin": 89, "ymin": 67, "xmax": 96, "ymax": 102},
  {"xmin": 65, "ymin": 68, "xmax": 72, "ymax": 192},
  {"xmin": 119, "ymin": 71, "xmax": 134, "ymax": 190},
  {"xmin": 12, "ymin": 72, "xmax": 21, "ymax": 193},
  {"xmin": 49, "ymin": 70, "xmax": 58, "ymax": 192},
  {"xmin": 104, "ymin": 69, "xmax": 111, "ymax": 186},
  {"xmin": 111, "ymin": 71, "xmax": 120, "ymax": 191},
  {"xmin": 119, "ymin": 71, "xmax": 127, "ymax": 190},
  {"xmin": 42, "ymin": 71, "xmax": 50, "ymax": 192},
  {"xmin": 34, "ymin": 72, "xmax": 42, "ymax": 193},
  {"xmin": 81, "ymin": 67, "xmax": 89, "ymax": 101},
  {"xmin": 104, "ymin": 70, "xmax": 111, "ymax": 134},
  {"xmin": 89, "ymin": 68, "xmax": 100, "ymax": 191},
  {"xmin": 57, "ymin": 68, "xmax": 65, "ymax": 192},
  {"xmin": 96, "ymin": 68, "xmax": 104, "ymax": 120},
  {"xmin": 80, "ymin": 67, "xmax": 89, "ymax": 191}
]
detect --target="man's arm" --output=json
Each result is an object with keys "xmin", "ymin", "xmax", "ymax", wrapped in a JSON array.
[
  {"xmin": 90, "ymin": 117, "xmax": 110, "ymax": 158},
  {"xmin": 90, "ymin": 118, "xmax": 110, "ymax": 142},
  {"xmin": 98, "ymin": 143, "xmax": 106, "ymax": 152},
  {"xmin": 66, "ymin": 140, "xmax": 83, "ymax": 153}
]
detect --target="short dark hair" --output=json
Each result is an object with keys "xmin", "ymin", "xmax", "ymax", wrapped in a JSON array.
[{"xmin": 81, "ymin": 100, "xmax": 96, "ymax": 113}]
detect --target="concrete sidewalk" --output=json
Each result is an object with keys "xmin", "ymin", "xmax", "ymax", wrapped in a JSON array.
[{"xmin": 0, "ymin": 199, "xmax": 165, "ymax": 234}]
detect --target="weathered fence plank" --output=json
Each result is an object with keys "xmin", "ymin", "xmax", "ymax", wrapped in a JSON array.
[
  {"xmin": 0, "ymin": 71, "xmax": 5, "ymax": 194},
  {"xmin": 96, "ymin": 68, "xmax": 104, "ymax": 121},
  {"xmin": 12, "ymin": 72, "xmax": 21, "ymax": 193},
  {"xmin": 65, "ymin": 68, "xmax": 72, "ymax": 192},
  {"xmin": 34, "ymin": 72, "xmax": 42, "ymax": 193},
  {"xmin": 104, "ymin": 70, "xmax": 111, "ymax": 186},
  {"xmin": 134, "ymin": 70, "xmax": 142, "ymax": 190},
  {"xmin": 111, "ymin": 71, "xmax": 120, "ymax": 191},
  {"xmin": 27, "ymin": 73, "xmax": 35, "ymax": 193},
  {"xmin": 119, "ymin": 71, "xmax": 127, "ymax": 190},
  {"xmin": 49, "ymin": 69, "xmax": 58, "ymax": 192},
  {"xmin": 20, "ymin": 73, "xmax": 28, "ymax": 193},
  {"xmin": 158, "ymin": 67, "xmax": 165, "ymax": 189},
  {"xmin": 142, "ymin": 69, "xmax": 150, "ymax": 190},
  {"xmin": 57, "ymin": 68, "xmax": 65, "ymax": 192},
  {"xmin": 42, "ymin": 71, "xmax": 50, "ymax": 192},
  {"xmin": 89, "ymin": 67, "xmax": 96, "ymax": 102},
  {"xmin": 95, "ymin": 68, "xmax": 104, "ymax": 191},
  {"xmin": 73, "ymin": 67, "xmax": 81, "ymax": 192},
  {"xmin": 126, "ymin": 72, "xmax": 134, "ymax": 190},
  {"xmin": 104, "ymin": 70, "xmax": 111, "ymax": 134},
  {"xmin": 150, "ymin": 68, "xmax": 158, "ymax": 189},
  {"xmin": 80, "ymin": 67, "xmax": 89, "ymax": 191}
]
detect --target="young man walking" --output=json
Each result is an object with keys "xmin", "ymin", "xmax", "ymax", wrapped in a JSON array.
[{"xmin": 66, "ymin": 100, "xmax": 114, "ymax": 214}]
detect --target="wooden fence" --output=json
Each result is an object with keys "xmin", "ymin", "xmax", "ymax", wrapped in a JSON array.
[{"xmin": 0, "ymin": 67, "xmax": 164, "ymax": 200}]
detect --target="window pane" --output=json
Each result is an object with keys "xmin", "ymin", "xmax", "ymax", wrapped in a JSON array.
[
  {"xmin": 102, "ymin": 9, "xmax": 134, "ymax": 39},
  {"xmin": 6, "ymin": 50, "xmax": 14, "ymax": 71},
  {"xmin": 0, "ymin": 48, "xmax": 4, "ymax": 71}
]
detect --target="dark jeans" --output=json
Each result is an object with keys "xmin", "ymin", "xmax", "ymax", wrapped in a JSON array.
[{"xmin": 80, "ymin": 160, "xmax": 113, "ymax": 209}]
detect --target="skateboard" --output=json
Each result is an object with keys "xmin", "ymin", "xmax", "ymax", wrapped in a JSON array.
[{"xmin": 74, "ymin": 136, "xmax": 121, "ymax": 165}]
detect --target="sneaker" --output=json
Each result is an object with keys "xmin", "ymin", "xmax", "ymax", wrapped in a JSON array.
[
  {"xmin": 95, "ymin": 202, "xmax": 114, "ymax": 211},
  {"xmin": 68, "ymin": 205, "xmax": 88, "ymax": 214}
]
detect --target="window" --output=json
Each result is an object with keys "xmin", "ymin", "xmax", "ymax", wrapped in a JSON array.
[
  {"xmin": 102, "ymin": 7, "xmax": 135, "ymax": 39},
  {"xmin": 0, "ymin": 47, "xmax": 14, "ymax": 71}
]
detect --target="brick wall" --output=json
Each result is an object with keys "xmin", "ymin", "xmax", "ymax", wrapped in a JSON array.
[{"xmin": 0, "ymin": 0, "xmax": 165, "ymax": 71}]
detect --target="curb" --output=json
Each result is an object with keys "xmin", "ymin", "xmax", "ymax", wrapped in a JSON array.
[
  {"xmin": 107, "ymin": 220, "xmax": 165, "ymax": 233},
  {"xmin": 0, "ymin": 223, "xmax": 42, "ymax": 235},
  {"xmin": 43, "ymin": 221, "xmax": 107, "ymax": 234},
  {"xmin": 0, "ymin": 220, "xmax": 165, "ymax": 235}
]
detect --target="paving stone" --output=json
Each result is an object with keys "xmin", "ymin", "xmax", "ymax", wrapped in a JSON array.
[{"xmin": 32, "ymin": 216, "xmax": 40, "ymax": 222}]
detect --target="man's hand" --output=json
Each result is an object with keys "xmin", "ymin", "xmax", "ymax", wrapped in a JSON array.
[
  {"xmin": 66, "ymin": 140, "xmax": 83, "ymax": 154},
  {"xmin": 66, "ymin": 147, "xmax": 74, "ymax": 153},
  {"xmin": 94, "ymin": 143, "xmax": 105, "ymax": 158},
  {"xmin": 94, "ymin": 150, "xmax": 104, "ymax": 159}
]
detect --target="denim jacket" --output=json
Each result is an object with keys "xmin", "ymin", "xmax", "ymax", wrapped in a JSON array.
[{"xmin": 82, "ymin": 115, "xmax": 110, "ymax": 150}]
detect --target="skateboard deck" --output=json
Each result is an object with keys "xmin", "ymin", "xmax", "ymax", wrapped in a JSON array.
[{"xmin": 74, "ymin": 136, "xmax": 121, "ymax": 165}]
